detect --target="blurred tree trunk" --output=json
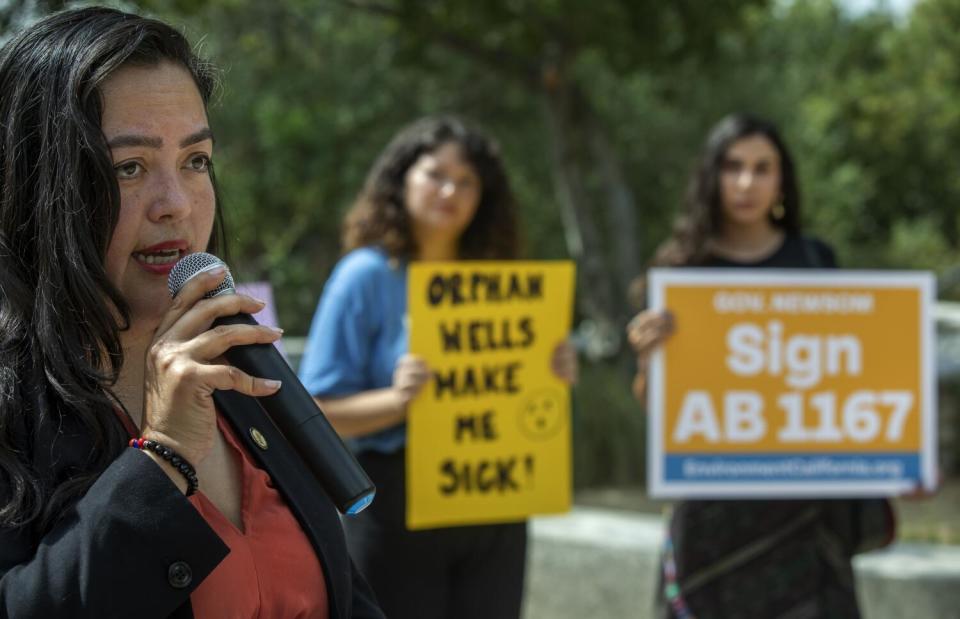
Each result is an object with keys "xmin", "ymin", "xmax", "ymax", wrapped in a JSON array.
[
  {"xmin": 333, "ymin": 0, "xmax": 761, "ymax": 356},
  {"xmin": 542, "ymin": 78, "xmax": 632, "ymax": 358},
  {"xmin": 332, "ymin": 2, "xmax": 641, "ymax": 355},
  {"xmin": 590, "ymin": 121, "xmax": 641, "ymax": 304}
]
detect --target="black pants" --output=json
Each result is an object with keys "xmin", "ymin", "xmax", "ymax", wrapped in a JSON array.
[{"xmin": 344, "ymin": 449, "xmax": 527, "ymax": 619}]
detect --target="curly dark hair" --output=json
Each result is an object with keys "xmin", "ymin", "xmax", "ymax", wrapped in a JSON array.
[
  {"xmin": 0, "ymin": 7, "xmax": 223, "ymax": 531},
  {"xmin": 653, "ymin": 113, "xmax": 801, "ymax": 268},
  {"xmin": 343, "ymin": 116, "xmax": 520, "ymax": 260}
]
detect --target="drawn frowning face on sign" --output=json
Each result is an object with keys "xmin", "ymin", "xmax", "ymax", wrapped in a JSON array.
[{"xmin": 518, "ymin": 389, "xmax": 565, "ymax": 440}]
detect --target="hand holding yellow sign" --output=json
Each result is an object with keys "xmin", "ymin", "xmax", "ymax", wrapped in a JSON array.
[{"xmin": 406, "ymin": 261, "xmax": 575, "ymax": 529}]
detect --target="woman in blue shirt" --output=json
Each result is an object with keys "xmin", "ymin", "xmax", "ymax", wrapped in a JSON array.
[{"xmin": 299, "ymin": 116, "xmax": 577, "ymax": 619}]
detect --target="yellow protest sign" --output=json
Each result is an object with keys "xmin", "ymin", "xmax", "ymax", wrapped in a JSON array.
[
  {"xmin": 648, "ymin": 269, "xmax": 937, "ymax": 498},
  {"xmin": 406, "ymin": 261, "xmax": 575, "ymax": 529}
]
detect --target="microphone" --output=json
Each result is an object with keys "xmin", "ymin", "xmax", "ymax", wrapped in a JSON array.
[{"xmin": 168, "ymin": 252, "xmax": 375, "ymax": 515}]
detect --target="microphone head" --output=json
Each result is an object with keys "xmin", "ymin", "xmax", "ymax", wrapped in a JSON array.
[{"xmin": 168, "ymin": 252, "xmax": 236, "ymax": 299}]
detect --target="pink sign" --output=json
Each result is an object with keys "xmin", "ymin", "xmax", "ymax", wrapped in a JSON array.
[{"xmin": 235, "ymin": 281, "xmax": 286, "ymax": 359}]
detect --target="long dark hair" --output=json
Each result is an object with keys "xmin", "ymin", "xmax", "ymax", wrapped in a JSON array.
[
  {"xmin": 0, "ymin": 7, "xmax": 222, "ymax": 531},
  {"xmin": 652, "ymin": 113, "xmax": 800, "ymax": 267},
  {"xmin": 343, "ymin": 116, "xmax": 521, "ymax": 260}
]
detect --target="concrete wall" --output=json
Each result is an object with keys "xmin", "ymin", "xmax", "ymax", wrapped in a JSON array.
[
  {"xmin": 855, "ymin": 544, "xmax": 960, "ymax": 619},
  {"xmin": 524, "ymin": 507, "xmax": 960, "ymax": 619},
  {"xmin": 524, "ymin": 509, "xmax": 663, "ymax": 618}
]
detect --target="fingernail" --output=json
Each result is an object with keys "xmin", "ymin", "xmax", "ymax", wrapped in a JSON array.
[
  {"xmin": 253, "ymin": 297, "xmax": 267, "ymax": 306},
  {"xmin": 264, "ymin": 379, "xmax": 281, "ymax": 389},
  {"xmin": 270, "ymin": 326, "xmax": 284, "ymax": 334},
  {"xmin": 208, "ymin": 266, "xmax": 226, "ymax": 277}
]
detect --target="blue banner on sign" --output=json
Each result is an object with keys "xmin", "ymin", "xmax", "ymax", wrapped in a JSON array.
[{"xmin": 664, "ymin": 454, "xmax": 919, "ymax": 482}]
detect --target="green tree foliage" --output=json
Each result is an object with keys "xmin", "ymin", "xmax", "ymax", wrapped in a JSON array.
[
  {"xmin": 5, "ymin": 0, "xmax": 960, "ymax": 486},
  {"xmin": 124, "ymin": 0, "xmax": 767, "ymax": 339},
  {"xmin": 655, "ymin": 0, "xmax": 960, "ymax": 278}
]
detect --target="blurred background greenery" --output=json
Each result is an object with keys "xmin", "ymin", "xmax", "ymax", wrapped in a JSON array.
[{"xmin": 3, "ymin": 0, "xmax": 957, "ymax": 537}]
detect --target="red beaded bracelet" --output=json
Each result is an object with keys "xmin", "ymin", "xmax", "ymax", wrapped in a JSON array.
[{"xmin": 129, "ymin": 438, "xmax": 199, "ymax": 496}]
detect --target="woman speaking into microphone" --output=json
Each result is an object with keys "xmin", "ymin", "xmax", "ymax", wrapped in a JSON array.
[{"xmin": 0, "ymin": 7, "xmax": 382, "ymax": 618}]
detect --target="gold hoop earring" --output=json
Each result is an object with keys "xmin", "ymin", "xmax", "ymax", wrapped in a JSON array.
[{"xmin": 771, "ymin": 203, "xmax": 785, "ymax": 221}]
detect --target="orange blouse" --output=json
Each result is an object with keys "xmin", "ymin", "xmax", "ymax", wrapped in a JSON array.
[
  {"xmin": 114, "ymin": 407, "xmax": 329, "ymax": 619},
  {"xmin": 187, "ymin": 416, "xmax": 329, "ymax": 619}
]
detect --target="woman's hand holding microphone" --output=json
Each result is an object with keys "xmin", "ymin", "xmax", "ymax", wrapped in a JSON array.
[{"xmin": 140, "ymin": 267, "xmax": 283, "ymax": 491}]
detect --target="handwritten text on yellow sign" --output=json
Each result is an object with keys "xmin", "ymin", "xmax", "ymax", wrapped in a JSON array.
[{"xmin": 407, "ymin": 262, "xmax": 575, "ymax": 529}]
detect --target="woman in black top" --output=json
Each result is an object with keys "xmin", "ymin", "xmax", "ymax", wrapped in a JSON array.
[{"xmin": 627, "ymin": 114, "xmax": 890, "ymax": 619}]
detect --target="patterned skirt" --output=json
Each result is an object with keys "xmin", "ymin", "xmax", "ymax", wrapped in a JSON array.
[{"xmin": 658, "ymin": 499, "xmax": 888, "ymax": 619}]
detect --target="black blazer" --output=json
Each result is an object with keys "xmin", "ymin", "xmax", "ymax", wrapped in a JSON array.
[{"xmin": 0, "ymin": 390, "xmax": 384, "ymax": 619}]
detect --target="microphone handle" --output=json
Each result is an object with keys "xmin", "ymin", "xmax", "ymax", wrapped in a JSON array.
[{"xmin": 213, "ymin": 313, "xmax": 375, "ymax": 515}]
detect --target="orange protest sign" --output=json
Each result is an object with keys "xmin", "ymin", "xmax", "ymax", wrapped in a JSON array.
[{"xmin": 647, "ymin": 269, "xmax": 936, "ymax": 498}]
